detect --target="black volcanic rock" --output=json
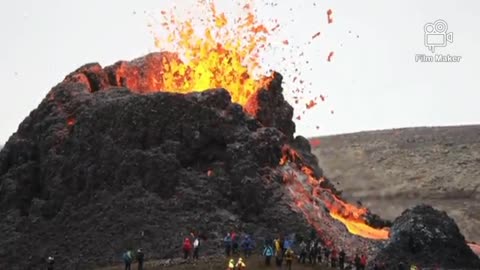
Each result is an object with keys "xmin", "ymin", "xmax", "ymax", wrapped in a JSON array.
[
  {"xmin": 244, "ymin": 72, "xmax": 295, "ymax": 141},
  {"xmin": 0, "ymin": 53, "xmax": 313, "ymax": 269},
  {"xmin": 373, "ymin": 204, "xmax": 480, "ymax": 269}
]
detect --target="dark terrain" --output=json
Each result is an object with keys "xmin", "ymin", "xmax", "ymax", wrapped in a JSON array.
[
  {"xmin": 0, "ymin": 53, "xmax": 358, "ymax": 269},
  {"xmin": 312, "ymin": 125, "xmax": 480, "ymax": 244},
  {"xmin": 1, "ymin": 52, "xmax": 479, "ymax": 269}
]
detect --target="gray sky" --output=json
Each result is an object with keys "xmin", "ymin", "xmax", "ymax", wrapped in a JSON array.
[{"xmin": 1, "ymin": 0, "xmax": 479, "ymax": 145}]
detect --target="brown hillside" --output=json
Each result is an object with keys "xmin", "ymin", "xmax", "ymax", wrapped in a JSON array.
[{"xmin": 312, "ymin": 125, "xmax": 480, "ymax": 243}]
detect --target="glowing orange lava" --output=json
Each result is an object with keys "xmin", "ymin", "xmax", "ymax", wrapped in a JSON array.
[
  {"xmin": 149, "ymin": 0, "xmax": 274, "ymax": 105},
  {"xmin": 148, "ymin": 0, "xmax": 388, "ymax": 240},
  {"xmin": 281, "ymin": 145, "xmax": 390, "ymax": 240},
  {"xmin": 468, "ymin": 242, "xmax": 480, "ymax": 257}
]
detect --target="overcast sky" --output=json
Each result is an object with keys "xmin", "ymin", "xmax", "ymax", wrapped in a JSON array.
[{"xmin": 1, "ymin": 0, "xmax": 479, "ymax": 145}]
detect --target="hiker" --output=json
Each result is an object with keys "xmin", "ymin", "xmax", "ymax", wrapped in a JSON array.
[
  {"xmin": 227, "ymin": 258, "xmax": 235, "ymax": 270},
  {"xmin": 136, "ymin": 249, "xmax": 144, "ymax": 270},
  {"xmin": 193, "ymin": 236, "xmax": 200, "ymax": 259},
  {"xmin": 331, "ymin": 247, "xmax": 338, "ymax": 268},
  {"xmin": 182, "ymin": 237, "xmax": 192, "ymax": 259},
  {"xmin": 298, "ymin": 240, "xmax": 307, "ymax": 263},
  {"xmin": 324, "ymin": 246, "xmax": 331, "ymax": 264},
  {"xmin": 236, "ymin": 257, "xmax": 246, "ymax": 270},
  {"xmin": 232, "ymin": 231, "xmax": 239, "ymax": 255},
  {"xmin": 284, "ymin": 236, "xmax": 293, "ymax": 251},
  {"xmin": 274, "ymin": 237, "xmax": 283, "ymax": 268},
  {"xmin": 224, "ymin": 233, "xmax": 233, "ymax": 256},
  {"xmin": 354, "ymin": 254, "xmax": 361, "ymax": 270},
  {"xmin": 241, "ymin": 235, "xmax": 254, "ymax": 258},
  {"xmin": 285, "ymin": 248, "xmax": 295, "ymax": 270},
  {"xmin": 263, "ymin": 243, "xmax": 274, "ymax": 266},
  {"xmin": 308, "ymin": 240, "xmax": 316, "ymax": 264},
  {"xmin": 123, "ymin": 250, "xmax": 133, "ymax": 270},
  {"xmin": 360, "ymin": 254, "xmax": 367, "ymax": 270},
  {"xmin": 316, "ymin": 241, "xmax": 323, "ymax": 264},
  {"xmin": 47, "ymin": 256, "xmax": 54, "ymax": 270},
  {"xmin": 339, "ymin": 249, "xmax": 346, "ymax": 269}
]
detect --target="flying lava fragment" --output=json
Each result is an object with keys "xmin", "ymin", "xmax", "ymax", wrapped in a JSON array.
[{"xmin": 327, "ymin": 9, "xmax": 333, "ymax": 24}]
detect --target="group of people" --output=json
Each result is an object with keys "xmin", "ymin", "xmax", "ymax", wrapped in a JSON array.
[
  {"xmin": 122, "ymin": 248, "xmax": 144, "ymax": 270},
  {"xmin": 261, "ymin": 236, "xmax": 296, "ymax": 270},
  {"xmin": 223, "ymin": 231, "xmax": 256, "ymax": 258},
  {"xmin": 296, "ymin": 238, "xmax": 369, "ymax": 269},
  {"xmin": 43, "ymin": 230, "xmax": 416, "ymax": 270},
  {"xmin": 182, "ymin": 234, "xmax": 201, "ymax": 259}
]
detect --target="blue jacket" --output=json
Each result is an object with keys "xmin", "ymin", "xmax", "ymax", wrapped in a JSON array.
[
  {"xmin": 224, "ymin": 235, "xmax": 232, "ymax": 247},
  {"xmin": 122, "ymin": 251, "xmax": 132, "ymax": 263},
  {"xmin": 263, "ymin": 245, "xmax": 274, "ymax": 257},
  {"xmin": 284, "ymin": 239, "xmax": 293, "ymax": 249},
  {"xmin": 241, "ymin": 237, "xmax": 254, "ymax": 250}
]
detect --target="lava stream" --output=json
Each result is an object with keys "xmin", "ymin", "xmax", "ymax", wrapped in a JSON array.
[{"xmin": 280, "ymin": 145, "xmax": 390, "ymax": 240}]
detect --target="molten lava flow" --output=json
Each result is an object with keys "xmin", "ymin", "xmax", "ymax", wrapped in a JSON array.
[
  {"xmin": 280, "ymin": 145, "xmax": 390, "ymax": 240},
  {"xmin": 148, "ymin": 0, "xmax": 275, "ymax": 105},
  {"xmin": 469, "ymin": 242, "xmax": 480, "ymax": 257}
]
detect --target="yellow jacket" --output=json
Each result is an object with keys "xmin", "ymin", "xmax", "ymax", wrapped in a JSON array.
[
  {"xmin": 285, "ymin": 249, "xmax": 294, "ymax": 261},
  {"xmin": 236, "ymin": 260, "xmax": 246, "ymax": 268},
  {"xmin": 274, "ymin": 239, "xmax": 281, "ymax": 253}
]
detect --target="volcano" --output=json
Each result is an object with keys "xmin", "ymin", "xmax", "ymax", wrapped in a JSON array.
[{"xmin": 0, "ymin": 52, "xmax": 479, "ymax": 269}]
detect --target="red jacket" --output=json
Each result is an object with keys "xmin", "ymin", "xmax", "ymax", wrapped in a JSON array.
[
  {"xmin": 360, "ymin": 255, "xmax": 367, "ymax": 266},
  {"xmin": 183, "ymin": 238, "xmax": 192, "ymax": 251}
]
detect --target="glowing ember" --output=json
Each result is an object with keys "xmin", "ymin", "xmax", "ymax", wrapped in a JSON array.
[
  {"xmin": 306, "ymin": 99, "xmax": 317, "ymax": 109},
  {"xmin": 327, "ymin": 9, "xmax": 333, "ymax": 24},
  {"xmin": 280, "ymin": 145, "xmax": 390, "ymax": 240},
  {"xmin": 327, "ymin": 51, "xmax": 334, "ymax": 62},
  {"xmin": 149, "ymin": 0, "xmax": 275, "ymax": 106},
  {"xmin": 312, "ymin": 32, "xmax": 321, "ymax": 39}
]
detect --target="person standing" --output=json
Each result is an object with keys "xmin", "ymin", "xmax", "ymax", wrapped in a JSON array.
[
  {"xmin": 224, "ymin": 233, "xmax": 233, "ymax": 256},
  {"xmin": 182, "ymin": 237, "xmax": 192, "ymax": 259},
  {"xmin": 274, "ymin": 237, "xmax": 283, "ymax": 268},
  {"xmin": 324, "ymin": 246, "xmax": 331, "ymax": 265},
  {"xmin": 232, "ymin": 231, "xmax": 239, "ymax": 255},
  {"xmin": 193, "ymin": 237, "xmax": 200, "ymax": 259},
  {"xmin": 354, "ymin": 254, "xmax": 361, "ymax": 270},
  {"xmin": 285, "ymin": 248, "xmax": 295, "ymax": 270},
  {"xmin": 227, "ymin": 258, "xmax": 235, "ymax": 270},
  {"xmin": 331, "ymin": 247, "xmax": 338, "ymax": 268},
  {"xmin": 123, "ymin": 250, "xmax": 133, "ymax": 270},
  {"xmin": 299, "ymin": 240, "xmax": 307, "ymax": 264},
  {"xmin": 136, "ymin": 249, "xmax": 144, "ymax": 270},
  {"xmin": 47, "ymin": 256, "xmax": 54, "ymax": 270},
  {"xmin": 263, "ymin": 243, "xmax": 274, "ymax": 266},
  {"xmin": 339, "ymin": 249, "xmax": 346, "ymax": 269},
  {"xmin": 236, "ymin": 257, "xmax": 246, "ymax": 270},
  {"xmin": 360, "ymin": 254, "xmax": 367, "ymax": 270}
]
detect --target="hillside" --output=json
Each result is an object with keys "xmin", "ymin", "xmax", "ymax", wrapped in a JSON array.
[{"xmin": 312, "ymin": 125, "xmax": 480, "ymax": 243}]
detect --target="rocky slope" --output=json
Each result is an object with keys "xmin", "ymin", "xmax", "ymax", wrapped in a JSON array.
[
  {"xmin": 0, "ymin": 53, "xmax": 356, "ymax": 269},
  {"xmin": 1, "ymin": 52, "xmax": 478, "ymax": 269}
]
